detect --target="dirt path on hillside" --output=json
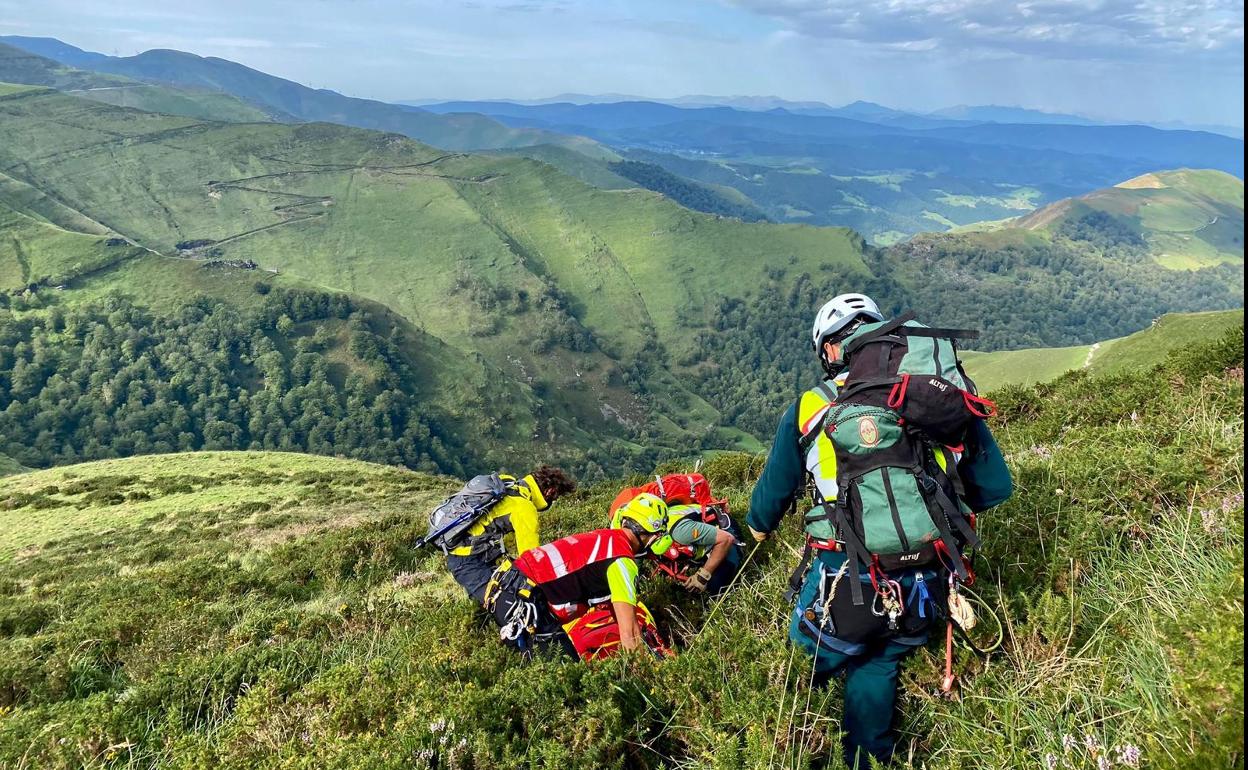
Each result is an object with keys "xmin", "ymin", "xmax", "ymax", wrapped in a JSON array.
[
  {"xmin": 1083, "ymin": 342, "xmax": 1101, "ymax": 368},
  {"xmin": 221, "ymin": 154, "xmax": 500, "ymax": 187}
]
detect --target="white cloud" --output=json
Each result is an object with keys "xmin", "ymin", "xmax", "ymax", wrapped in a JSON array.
[
  {"xmin": 203, "ymin": 37, "xmax": 275, "ymax": 48},
  {"xmin": 724, "ymin": 0, "xmax": 1245, "ymax": 64}
]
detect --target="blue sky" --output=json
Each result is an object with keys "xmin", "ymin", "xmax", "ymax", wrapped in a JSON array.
[{"xmin": 1, "ymin": 0, "xmax": 1242, "ymax": 126}]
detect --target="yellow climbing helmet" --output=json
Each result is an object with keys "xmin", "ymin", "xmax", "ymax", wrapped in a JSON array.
[{"xmin": 610, "ymin": 493, "xmax": 668, "ymax": 536}]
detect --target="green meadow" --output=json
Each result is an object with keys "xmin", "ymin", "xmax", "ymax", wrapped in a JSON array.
[
  {"xmin": 963, "ymin": 309, "xmax": 1245, "ymax": 392},
  {"xmin": 0, "ymin": 325, "xmax": 1242, "ymax": 769}
]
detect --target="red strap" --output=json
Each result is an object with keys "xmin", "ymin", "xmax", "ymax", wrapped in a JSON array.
[
  {"xmin": 807, "ymin": 535, "xmax": 842, "ymax": 552},
  {"xmin": 867, "ymin": 557, "xmax": 888, "ymax": 594},
  {"xmin": 887, "ymin": 373, "xmax": 911, "ymax": 409},
  {"xmin": 963, "ymin": 391, "xmax": 997, "ymax": 418},
  {"xmin": 941, "ymin": 620, "xmax": 956, "ymax": 693}
]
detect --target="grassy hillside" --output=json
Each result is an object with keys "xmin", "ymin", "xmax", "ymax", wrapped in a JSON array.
[
  {"xmin": 876, "ymin": 201, "xmax": 1242, "ymax": 350},
  {"xmin": 0, "ymin": 453, "xmax": 25, "ymax": 476},
  {"xmin": 0, "ymin": 87, "xmax": 870, "ymax": 473},
  {"xmin": 0, "ymin": 325, "xmax": 1241, "ymax": 769},
  {"xmin": 0, "ymin": 42, "xmax": 274, "ymax": 123},
  {"xmin": 0, "ymin": 451, "xmax": 448, "ymax": 558},
  {"xmin": 963, "ymin": 309, "xmax": 1245, "ymax": 392},
  {"xmin": 0, "ymin": 87, "xmax": 866, "ymax": 332},
  {"xmin": 962, "ymin": 342, "xmax": 1093, "ymax": 392},
  {"xmin": 495, "ymin": 143, "xmax": 630, "ymax": 189},
  {"xmin": 1017, "ymin": 169, "xmax": 1244, "ymax": 269},
  {"xmin": 1091, "ymin": 309, "xmax": 1246, "ymax": 374},
  {"xmin": 0, "ymin": 160, "xmax": 154, "ymax": 292}
]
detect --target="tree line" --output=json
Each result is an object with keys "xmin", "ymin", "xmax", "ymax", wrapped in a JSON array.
[{"xmin": 0, "ymin": 291, "xmax": 474, "ymax": 476}]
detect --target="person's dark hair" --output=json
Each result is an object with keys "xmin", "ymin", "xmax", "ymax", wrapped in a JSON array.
[{"xmin": 531, "ymin": 465, "xmax": 577, "ymax": 502}]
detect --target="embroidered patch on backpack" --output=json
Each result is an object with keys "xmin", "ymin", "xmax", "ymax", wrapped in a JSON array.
[{"xmin": 858, "ymin": 416, "xmax": 880, "ymax": 447}]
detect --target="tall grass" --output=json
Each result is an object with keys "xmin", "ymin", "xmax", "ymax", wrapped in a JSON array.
[{"xmin": 0, "ymin": 329, "xmax": 1242, "ymax": 769}]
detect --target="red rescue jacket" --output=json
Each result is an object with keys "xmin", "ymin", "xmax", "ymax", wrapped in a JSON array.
[{"xmin": 514, "ymin": 528, "xmax": 636, "ymax": 620}]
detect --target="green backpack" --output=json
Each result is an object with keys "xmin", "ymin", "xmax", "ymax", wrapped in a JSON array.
[
  {"xmin": 812, "ymin": 310, "xmax": 995, "ymax": 606},
  {"xmin": 822, "ymin": 403, "xmax": 978, "ymax": 606}
]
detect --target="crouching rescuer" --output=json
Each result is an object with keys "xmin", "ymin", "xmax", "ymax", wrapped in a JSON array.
[
  {"xmin": 610, "ymin": 472, "xmax": 743, "ymax": 594},
  {"xmin": 747, "ymin": 293, "xmax": 1014, "ymax": 769},
  {"xmin": 419, "ymin": 465, "xmax": 576, "ymax": 654},
  {"xmin": 510, "ymin": 493, "xmax": 673, "ymax": 659}
]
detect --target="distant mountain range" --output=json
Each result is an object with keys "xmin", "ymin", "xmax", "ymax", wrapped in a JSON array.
[
  {"xmin": 0, "ymin": 33, "xmax": 1243, "ymax": 246},
  {"xmin": 419, "ymin": 97, "xmax": 1243, "ymax": 241},
  {"xmin": 0, "ymin": 41, "xmax": 276, "ymax": 122},
  {"xmin": 0, "ymin": 35, "xmax": 611, "ymax": 156},
  {"xmin": 408, "ymin": 92, "xmax": 1243, "ymax": 139}
]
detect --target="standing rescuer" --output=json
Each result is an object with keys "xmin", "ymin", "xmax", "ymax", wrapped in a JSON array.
[{"xmin": 746, "ymin": 293, "xmax": 1013, "ymax": 769}]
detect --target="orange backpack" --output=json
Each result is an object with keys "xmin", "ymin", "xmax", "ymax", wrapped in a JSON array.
[{"xmin": 608, "ymin": 472, "xmax": 725, "ymax": 515}]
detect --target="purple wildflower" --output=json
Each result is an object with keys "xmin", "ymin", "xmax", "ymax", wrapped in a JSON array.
[{"xmin": 1116, "ymin": 744, "xmax": 1143, "ymax": 768}]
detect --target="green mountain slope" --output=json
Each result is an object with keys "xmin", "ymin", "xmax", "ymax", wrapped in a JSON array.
[
  {"xmin": 1016, "ymin": 169, "xmax": 1244, "ymax": 269},
  {"xmin": 0, "ymin": 160, "xmax": 151, "ymax": 291},
  {"xmin": 0, "ymin": 323, "xmax": 1241, "ymax": 769},
  {"xmin": 0, "ymin": 87, "xmax": 871, "ymax": 473},
  {"xmin": 874, "ymin": 176, "xmax": 1243, "ymax": 350},
  {"xmin": 494, "ymin": 144, "xmax": 630, "ymax": 189},
  {"xmin": 962, "ymin": 309, "xmax": 1245, "ymax": 391},
  {"xmin": 0, "ymin": 42, "xmax": 274, "ymax": 122},
  {"xmin": 1, "ymin": 87, "xmax": 1241, "ymax": 477}
]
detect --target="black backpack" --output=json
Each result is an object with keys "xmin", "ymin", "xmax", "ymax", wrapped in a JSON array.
[
  {"xmin": 417, "ymin": 474, "xmax": 513, "ymax": 554},
  {"xmin": 835, "ymin": 311, "xmax": 995, "ymax": 446}
]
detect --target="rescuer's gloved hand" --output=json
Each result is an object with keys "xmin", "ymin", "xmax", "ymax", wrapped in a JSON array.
[
  {"xmin": 683, "ymin": 568, "xmax": 713, "ymax": 593},
  {"xmin": 748, "ymin": 526, "xmax": 769, "ymax": 542}
]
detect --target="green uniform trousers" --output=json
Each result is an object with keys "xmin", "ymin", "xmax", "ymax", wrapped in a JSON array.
[{"xmin": 810, "ymin": 640, "xmax": 914, "ymax": 769}]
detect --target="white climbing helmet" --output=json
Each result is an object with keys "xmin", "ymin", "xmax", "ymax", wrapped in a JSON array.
[{"xmin": 810, "ymin": 293, "xmax": 883, "ymax": 351}]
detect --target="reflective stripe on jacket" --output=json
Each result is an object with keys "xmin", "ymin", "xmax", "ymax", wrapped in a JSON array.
[
  {"xmin": 797, "ymin": 376, "xmax": 844, "ymax": 505},
  {"xmin": 514, "ymin": 528, "xmax": 639, "ymax": 618}
]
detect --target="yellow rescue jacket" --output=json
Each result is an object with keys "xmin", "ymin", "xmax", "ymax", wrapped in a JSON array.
[{"xmin": 449, "ymin": 474, "xmax": 547, "ymax": 559}]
